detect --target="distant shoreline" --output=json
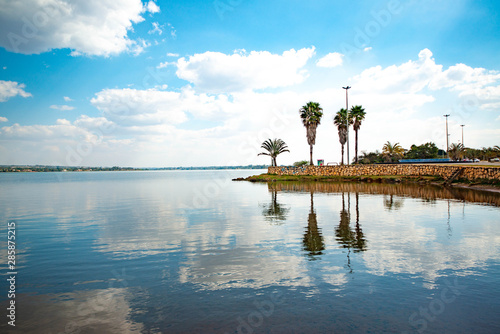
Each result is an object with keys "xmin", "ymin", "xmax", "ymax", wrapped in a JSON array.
[{"xmin": 0, "ymin": 165, "xmax": 269, "ymax": 173}]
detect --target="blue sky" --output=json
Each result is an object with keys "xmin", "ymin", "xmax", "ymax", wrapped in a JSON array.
[{"xmin": 0, "ymin": 0, "xmax": 499, "ymax": 167}]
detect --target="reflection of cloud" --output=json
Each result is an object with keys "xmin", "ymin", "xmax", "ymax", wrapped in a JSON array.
[
  {"xmin": 10, "ymin": 288, "xmax": 143, "ymax": 333},
  {"xmin": 361, "ymin": 201, "xmax": 500, "ymax": 285},
  {"xmin": 179, "ymin": 246, "xmax": 313, "ymax": 290}
]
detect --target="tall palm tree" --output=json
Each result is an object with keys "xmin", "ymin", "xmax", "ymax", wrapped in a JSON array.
[
  {"xmin": 350, "ymin": 105, "xmax": 366, "ymax": 164},
  {"xmin": 258, "ymin": 138, "xmax": 290, "ymax": 166},
  {"xmin": 334, "ymin": 108, "xmax": 351, "ymax": 165},
  {"xmin": 382, "ymin": 141, "xmax": 405, "ymax": 162},
  {"xmin": 299, "ymin": 102, "xmax": 323, "ymax": 165}
]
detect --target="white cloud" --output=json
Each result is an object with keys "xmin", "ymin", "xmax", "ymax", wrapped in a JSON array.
[
  {"xmin": 90, "ymin": 88, "xmax": 189, "ymax": 126},
  {"xmin": 63, "ymin": 96, "xmax": 73, "ymax": 102},
  {"xmin": 168, "ymin": 23, "xmax": 177, "ymax": 39},
  {"xmin": 175, "ymin": 47, "xmax": 316, "ymax": 93},
  {"xmin": 0, "ymin": 116, "xmax": 7, "ymax": 122},
  {"xmin": 145, "ymin": 1, "xmax": 160, "ymax": 14},
  {"xmin": 317, "ymin": 52, "xmax": 344, "ymax": 68},
  {"xmin": 0, "ymin": 0, "xmax": 159, "ymax": 56},
  {"xmin": 2, "ymin": 66, "xmax": 6, "ymax": 70},
  {"xmin": 156, "ymin": 61, "xmax": 172, "ymax": 69},
  {"xmin": 363, "ymin": 47, "xmax": 372, "ymax": 52},
  {"xmin": 166, "ymin": 53, "xmax": 179, "ymax": 57},
  {"xmin": 50, "ymin": 104, "xmax": 74, "ymax": 111},
  {"xmin": 148, "ymin": 22, "xmax": 162, "ymax": 35},
  {"xmin": 429, "ymin": 63, "xmax": 500, "ymax": 93},
  {"xmin": 352, "ymin": 49, "xmax": 442, "ymax": 94},
  {"xmin": 0, "ymin": 80, "xmax": 32, "ymax": 102}
]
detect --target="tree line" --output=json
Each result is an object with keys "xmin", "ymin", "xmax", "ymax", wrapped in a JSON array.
[{"xmin": 360, "ymin": 142, "xmax": 500, "ymax": 164}]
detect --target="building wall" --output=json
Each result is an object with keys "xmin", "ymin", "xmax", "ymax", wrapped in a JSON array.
[{"xmin": 268, "ymin": 165, "xmax": 500, "ymax": 180}]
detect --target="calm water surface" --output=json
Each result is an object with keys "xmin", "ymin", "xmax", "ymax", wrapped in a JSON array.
[{"xmin": 1, "ymin": 170, "xmax": 500, "ymax": 333}]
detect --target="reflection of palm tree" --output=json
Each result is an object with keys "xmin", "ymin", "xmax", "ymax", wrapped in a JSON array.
[
  {"xmin": 335, "ymin": 192, "xmax": 366, "ymax": 253},
  {"xmin": 383, "ymin": 194, "xmax": 404, "ymax": 210},
  {"xmin": 261, "ymin": 189, "xmax": 290, "ymax": 224},
  {"xmin": 303, "ymin": 192, "xmax": 325, "ymax": 258},
  {"xmin": 353, "ymin": 193, "xmax": 367, "ymax": 252}
]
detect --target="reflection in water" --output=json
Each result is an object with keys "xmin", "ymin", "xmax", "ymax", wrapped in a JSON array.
[
  {"xmin": 267, "ymin": 181, "xmax": 500, "ymax": 206},
  {"xmin": 2, "ymin": 172, "xmax": 500, "ymax": 334},
  {"xmin": 261, "ymin": 188, "xmax": 290, "ymax": 224},
  {"xmin": 7, "ymin": 288, "xmax": 143, "ymax": 333},
  {"xmin": 383, "ymin": 194, "xmax": 404, "ymax": 210},
  {"xmin": 354, "ymin": 193, "xmax": 367, "ymax": 252},
  {"xmin": 335, "ymin": 192, "xmax": 368, "ymax": 272},
  {"xmin": 303, "ymin": 192, "xmax": 325, "ymax": 259}
]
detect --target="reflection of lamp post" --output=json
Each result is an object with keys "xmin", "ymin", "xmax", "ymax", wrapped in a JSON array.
[
  {"xmin": 342, "ymin": 86, "xmax": 351, "ymax": 165},
  {"xmin": 443, "ymin": 114, "xmax": 450, "ymax": 153},
  {"xmin": 460, "ymin": 124, "xmax": 465, "ymax": 147}
]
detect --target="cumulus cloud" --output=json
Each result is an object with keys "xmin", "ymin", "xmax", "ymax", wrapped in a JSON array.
[
  {"xmin": 145, "ymin": 1, "xmax": 160, "ymax": 14},
  {"xmin": 91, "ymin": 88, "xmax": 188, "ymax": 126},
  {"xmin": 0, "ymin": 116, "xmax": 7, "ymax": 122},
  {"xmin": 50, "ymin": 104, "xmax": 74, "ymax": 111},
  {"xmin": 317, "ymin": 52, "xmax": 344, "ymax": 68},
  {"xmin": 175, "ymin": 47, "xmax": 316, "ymax": 93},
  {"xmin": 90, "ymin": 86, "xmax": 242, "ymax": 127},
  {"xmin": 352, "ymin": 48, "xmax": 500, "ymax": 105},
  {"xmin": 429, "ymin": 63, "xmax": 500, "ymax": 92},
  {"xmin": 0, "ymin": 80, "xmax": 32, "ymax": 102},
  {"xmin": 0, "ymin": 0, "xmax": 159, "ymax": 56},
  {"xmin": 352, "ymin": 49, "xmax": 442, "ymax": 94},
  {"xmin": 63, "ymin": 96, "xmax": 73, "ymax": 102}
]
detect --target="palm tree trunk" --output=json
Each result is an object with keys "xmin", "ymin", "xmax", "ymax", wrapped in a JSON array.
[
  {"xmin": 310, "ymin": 145, "xmax": 313, "ymax": 165},
  {"xmin": 354, "ymin": 129, "xmax": 358, "ymax": 164},
  {"xmin": 341, "ymin": 144, "xmax": 344, "ymax": 165},
  {"xmin": 273, "ymin": 157, "xmax": 277, "ymax": 166}
]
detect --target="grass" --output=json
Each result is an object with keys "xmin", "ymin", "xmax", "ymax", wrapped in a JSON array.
[{"xmin": 235, "ymin": 173, "xmax": 500, "ymax": 190}]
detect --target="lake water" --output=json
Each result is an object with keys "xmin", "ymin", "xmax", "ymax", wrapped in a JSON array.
[{"xmin": 1, "ymin": 170, "xmax": 500, "ymax": 333}]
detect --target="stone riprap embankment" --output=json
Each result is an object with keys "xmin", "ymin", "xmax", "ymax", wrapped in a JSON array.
[{"xmin": 268, "ymin": 164, "xmax": 500, "ymax": 181}]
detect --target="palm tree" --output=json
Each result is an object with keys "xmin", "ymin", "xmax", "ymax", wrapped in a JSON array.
[
  {"xmin": 299, "ymin": 102, "xmax": 323, "ymax": 165},
  {"xmin": 382, "ymin": 141, "xmax": 405, "ymax": 162},
  {"xmin": 350, "ymin": 105, "xmax": 366, "ymax": 164},
  {"xmin": 448, "ymin": 143, "xmax": 465, "ymax": 161},
  {"xmin": 258, "ymin": 138, "xmax": 290, "ymax": 166},
  {"xmin": 334, "ymin": 108, "xmax": 351, "ymax": 165}
]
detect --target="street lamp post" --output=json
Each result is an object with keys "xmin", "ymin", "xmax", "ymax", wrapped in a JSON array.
[
  {"xmin": 443, "ymin": 114, "xmax": 450, "ymax": 154},
  {"xmin": 460, "ymin": 124, "xmax": 465, "ymax": 147},
  {"xmin": 342, "ymin": 86, "xmax": 351, "ymax": 165}
]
